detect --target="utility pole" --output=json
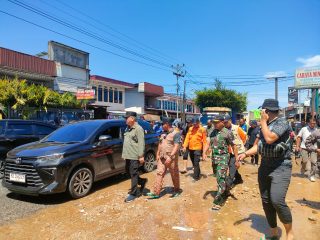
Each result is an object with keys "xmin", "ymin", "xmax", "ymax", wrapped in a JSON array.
[
  {"xmin": 172, "ymin": 64, "xmax": 186, "ymax": 119},
  {"xmin": 182, "ymin": 79, "xmax": 187, "ymax": 124},
  {"xmin": 266, "ymin": 75, "xmax": 286, "ymax": 100}
]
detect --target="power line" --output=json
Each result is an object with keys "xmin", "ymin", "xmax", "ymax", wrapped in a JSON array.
[
  {"xmin": 37, "ymin": 0, "xmax": 178, "ymax": 65},
  {"xmin": 8, "ymin": 0, "xmax": 173, "ymax": 69},
  {"xmin": 0, "ymin": 10, "xmax": 172, "ymax": 73},
  {"xmin": 53, "ymin": 0, "xmax": 181, "ymax": 64}
]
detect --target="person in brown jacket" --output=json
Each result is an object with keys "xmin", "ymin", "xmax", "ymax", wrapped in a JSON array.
[{"xmin": 147, "ymin": 120, "xmax": 182, "ymax": 199}]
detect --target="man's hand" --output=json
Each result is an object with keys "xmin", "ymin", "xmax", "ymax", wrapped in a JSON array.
[
  {"xmin": 182, "ymin": 147, "xmax": 186, "ymax": 152},
  {"xmin": 316, "ymin": 149, "xmax": 320, "ymax": 155},
  {"xmin": 261, "ymin": 109, "xmax": 269, "ymax": 122},
  {"xmin": 237, "ymin": 153, "xmax": 246, "ymax": 161},
  {"xmin": 235, "ymin": 160, "xmax": 241, "ymax": 169},
  {"xmin": 139, "ymin": 157, "xmax": 145, "ymax": 165},
  {"xmin": 202, "ymin": 153, "xmax": 207, "ymax": 161},
  {"xmin": 164, "ymin": 156, "xmax": 172, "ymax": 167}
]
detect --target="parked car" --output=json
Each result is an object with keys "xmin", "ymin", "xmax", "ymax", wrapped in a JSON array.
[
  {"xmin": 2, "ymin": 119, "xmax": 159, "ymax": 198},
  {"xmin": 0, "ymin": 120, "xmax": 57, "ymax": 179}
]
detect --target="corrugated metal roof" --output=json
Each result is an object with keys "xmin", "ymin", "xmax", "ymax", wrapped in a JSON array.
[{"xmin": 0, "ymin": 47, "xmax": 56, "ymax": 76}]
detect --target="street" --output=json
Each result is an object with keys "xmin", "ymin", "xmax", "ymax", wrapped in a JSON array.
[{"xmin": 0, "ymin": 157, "xmax": 319, "ymax": 240}]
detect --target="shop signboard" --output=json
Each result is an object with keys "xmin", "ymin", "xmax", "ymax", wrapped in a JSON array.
[
  {"xmin": 76, "ymin": 89, "xmax": 95, "ymax": 100},
  {"xmin": 295, "ymin": 67, "xmax": 320, "ymax": 89}
]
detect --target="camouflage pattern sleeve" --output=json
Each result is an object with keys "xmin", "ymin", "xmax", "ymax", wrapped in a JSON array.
[{"xmin": 305, "ymin": 130, "xmax": 320, "ymax": 152}]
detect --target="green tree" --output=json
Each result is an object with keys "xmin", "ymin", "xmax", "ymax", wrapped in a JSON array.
[
  {"xmin": 195, "ymin": 79, "xmax": 247, "ymax": 112},
  {"xmin": 0, "ymin": 77, "xmax": 82, "ymax": 119}
]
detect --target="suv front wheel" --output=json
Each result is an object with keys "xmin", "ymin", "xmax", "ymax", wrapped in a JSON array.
[{"xmin": 68, "ymin": 167, "xmax": 93, "ymax": 199}]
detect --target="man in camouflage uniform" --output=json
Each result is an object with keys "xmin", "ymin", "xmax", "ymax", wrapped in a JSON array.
[
  {"xmin": 204, "ymin": 115, "xmax": 238, "ymax": 210},
  {"xmin": 305, "ymin": 128, "xmax": 320, "ymax": 181}
]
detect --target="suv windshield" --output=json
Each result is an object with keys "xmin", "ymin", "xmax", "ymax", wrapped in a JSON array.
[
  {"xmin": 0, "ymin": 121, "xmax": 5, "ymax": 135},
  {"xmin": 42, "ymin": 121, "xmax": 103, "ymax": 143}
]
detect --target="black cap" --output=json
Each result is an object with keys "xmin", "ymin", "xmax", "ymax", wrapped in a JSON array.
[
  {"xmin": 261, "ymin": 99, "xmax": 280, "ymax": 111},
  {"xmin": 162, "ymin": 119, "xmax": 170, "ymax": 125},
  {"xmin": 224, "ymin": 114, "xmax": 231, "ymax": 121},
  {"xmin": 192, "ymin": 117, "xmax": 200, "ymax": 123},
  {"xmin": 125, "ymin": 111, "xmax": 137, "ymax": 118},
  {"xmin": 250, "ymin": 120, "xmax": 258, "ymax": 125},
  {"xmin": 213, "ymin": 114, "xmax": 226, "ymax": 122}
]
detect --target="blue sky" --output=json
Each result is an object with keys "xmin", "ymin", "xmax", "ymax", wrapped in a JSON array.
[{"xmin": 1, "ymin": 0, "xmax": 319, "ymax": 110}]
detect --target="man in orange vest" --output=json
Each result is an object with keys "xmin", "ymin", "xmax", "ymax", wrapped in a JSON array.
[{"xmin": 183, "ymin": 118, "xmax": 207, "ymax": 181}]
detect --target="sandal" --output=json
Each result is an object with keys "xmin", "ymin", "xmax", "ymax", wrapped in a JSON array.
[
  {"xmin": 211, "ymin": 204, "xmax": 221, "ymax": 211},
  {"xmin": 146, "ymin": 192, "xmax": 160, "ymax": 199}
]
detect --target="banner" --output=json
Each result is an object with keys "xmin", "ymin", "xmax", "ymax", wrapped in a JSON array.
[
  {"xmin": 295, "ymin": 67, "xmax": 320, "ymax": 89},
  {"xmin": 76, "ymin": 89, "xmax": 95, "ymax": 100},
  {"xmin": 288, "ymin": 87, "xmax": 298, "ymax": 106}
]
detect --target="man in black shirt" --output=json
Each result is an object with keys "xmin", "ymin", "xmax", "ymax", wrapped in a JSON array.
[{"xmin": 248, "ymin": 120, "xmax": 260, "ymax": 165}]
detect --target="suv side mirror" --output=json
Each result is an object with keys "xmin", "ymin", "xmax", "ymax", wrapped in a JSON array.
[{"xmin": 99, "ymin": 135, "xmax": 112, "ymax": 142}]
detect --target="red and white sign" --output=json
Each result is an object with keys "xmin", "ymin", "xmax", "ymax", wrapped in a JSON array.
[
  {"xmin": 295, "ymin": 67, "xmax": 320, "ymax": 89},
  {"xmin": 76, "ymin": 89, "xmax": 95, "ymax": 100}
]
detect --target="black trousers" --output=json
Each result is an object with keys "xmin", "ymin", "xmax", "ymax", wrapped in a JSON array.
[
  {"xmin": 226, "ymin": 154, "xmax": 243, "ymax": 189},
  {"xmin": 125, "ymin": 159, "xmax": 145, "ymax": 196},
  {"xmin": 189, "ymin": 150, "xmax": 201, "ymax": 179},
  {"xmin": 249, "ymin": 144, "xmax": 259, "ymax": 164},
  {"xmin": 258, "ymin": 160, "xmax": 292, "ymax": 228}
]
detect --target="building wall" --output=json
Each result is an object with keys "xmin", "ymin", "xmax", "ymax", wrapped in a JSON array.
[
  {"xmin": 90, "ymin": 80, "xmax": 127, "ymax": 111},
  {"xmin": 125, "ymin": 88, "xmax": 145, "ymax": 111},
  {"xmin": 54, "ymin": 63, "xmax": 88, "ymax": 93}
]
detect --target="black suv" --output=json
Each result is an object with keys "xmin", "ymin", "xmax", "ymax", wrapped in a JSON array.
[
  {"xmin": 0, "ymin": 120, "xmax": 57, "ymax": 178},
  {"xmin": 2, "ymin": 119, "xmax": 159, "ymax": 198}
]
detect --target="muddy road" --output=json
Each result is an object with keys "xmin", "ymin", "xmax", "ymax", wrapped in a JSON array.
[{"xmin": 0, "ymin": 158, "xmax": 319, "ymax": 240}]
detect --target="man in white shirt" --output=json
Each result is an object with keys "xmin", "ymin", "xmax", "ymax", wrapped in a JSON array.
[{"xmin": 295, "ymin": 118, "xmax": 317, "ymax": 182}]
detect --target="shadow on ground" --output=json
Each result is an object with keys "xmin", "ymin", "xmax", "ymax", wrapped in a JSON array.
[
  {"xmin": 234, "ymin": 213, "xmax": 282, "ymax": 238},
  {"xmin": 6, "ymin": 173, "xmax": 129, "ymax": 205},
  {"xmin": 296, "ymin": 198, "xmax": 320, "ymax": 210}
]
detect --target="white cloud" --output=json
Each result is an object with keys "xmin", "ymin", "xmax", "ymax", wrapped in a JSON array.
[
  {"xmin": 264, "ymin": 71, "xmax": 287, "ymax": 78},
  {"xmin": 297, "ymin": 55, "xmax": 320, "ymax": 68}
]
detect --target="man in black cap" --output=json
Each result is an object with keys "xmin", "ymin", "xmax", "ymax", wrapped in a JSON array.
[
  {"xmin": 122, "ymin": 111, "xmax": 147, "ymax": 203},
  {"xmin": 238, "ymin": 99, "xmax": 294, "ymax": 240}
]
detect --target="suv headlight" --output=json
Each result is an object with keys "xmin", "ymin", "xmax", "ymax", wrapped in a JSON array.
[{"xmin": 37, "ymin": 153, "xmax": 64, "ymax": 163}]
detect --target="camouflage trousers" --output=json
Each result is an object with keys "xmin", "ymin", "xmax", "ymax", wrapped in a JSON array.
[
  {"xmin": 153, "ymin": 157, "xmax": 180, "ymax": 196},
  {"xmin": 213, "ymin": 154, "xmax": 230, "ymax": 205}
]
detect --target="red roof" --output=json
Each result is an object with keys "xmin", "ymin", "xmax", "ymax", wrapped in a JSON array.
[
  {"xmin": 0, "ymin": 47, "xmax": 56, "ymax": 76},
  {"xmin": 90, "ymin": 75, "xmax": 134, "ymax": 88}
]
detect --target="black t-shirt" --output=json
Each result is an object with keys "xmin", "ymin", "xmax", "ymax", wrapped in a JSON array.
[
  {"xmin": 258, "ymin": 117, "xmax": 292, "ymax": 164},
  {"xmin": 248, "ymin": 127, "xmax": 259, "ymax": 145}
]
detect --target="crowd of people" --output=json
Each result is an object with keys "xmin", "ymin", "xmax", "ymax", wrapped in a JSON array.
[{"xmin": 121, "ymin": 99, "xmax": 319, "ymax": 240}]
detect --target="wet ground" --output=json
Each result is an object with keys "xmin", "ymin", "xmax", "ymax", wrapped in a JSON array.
[{"xmin": 0, "ymin": 157, "xmax": 319, "ymax": 240}]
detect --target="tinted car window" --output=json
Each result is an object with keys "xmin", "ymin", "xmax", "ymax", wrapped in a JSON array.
[
  {"xmin": 35, "ymin": 124, "xmax": 55, "ymax": 135},
  {"xmin": 0, "ymin": 121, "xmax": 5, "ymax": 135},
  {"xmin": 42, "ymin": 121, "xmax": 103, "ymax": 143},
  {"xmin": 7, "ymin": 124, "xmax": 33, "ymax": 135},
  {"xmin": 97, "ymin": 126, "xmax": 121, "ymax": 142}
]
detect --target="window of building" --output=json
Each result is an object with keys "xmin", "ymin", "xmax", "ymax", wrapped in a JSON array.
[
  {"xmin": 173, "ymin": 102, "xmax": 176, "ymax": 111},
  {"xmin": 156, "ymin": 100, "xmax": 161, "ymax": 109},
  {"xmin": 114, "ymin": 88, "xmax": 118, "ymax": 103},
  {"xmin": 104, "ymin": 87, "xmax": 108, "ymax": 102},
  {"xmin": 164, "ymin": 101, "xmax": 168, "ymax": 110},
  {"xmin": 109, "ymin": 87, "xmax": 113, "ymax": 103},
  {"xmin": 92, "ymin": 86, "xmax": 97, "ymax": 98},
  {"xmin": 119, "ymin": 91, "xmax": 123, "ymax": 104},
  {"xmin": 98, "ymin": 85, "xmax": 102, "ymax": 102}
]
